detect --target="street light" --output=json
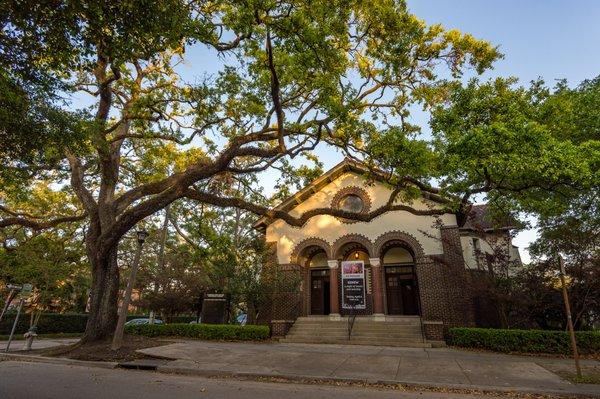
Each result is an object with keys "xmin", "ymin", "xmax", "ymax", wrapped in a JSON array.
[
  {"xmin": 136, "ymin": 229, "xmax": 149, "ymax": 244},
  {"xmin": 112, "ymin": 228, "xmax": 149, "ymax": 350}
]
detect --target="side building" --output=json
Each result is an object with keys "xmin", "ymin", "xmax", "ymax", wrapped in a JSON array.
[{"xmin": 255, "ymin": 159, "xmax": 521, "ymax": 342}]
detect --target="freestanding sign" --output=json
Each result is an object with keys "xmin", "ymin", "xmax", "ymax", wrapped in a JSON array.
[
  {"xmin": 201, "ymin": 292, "xmax": 230, "ymax": 324},
  {"xmin": 341, "ymin": 261, "xmax": 366, "ymax": 310}
]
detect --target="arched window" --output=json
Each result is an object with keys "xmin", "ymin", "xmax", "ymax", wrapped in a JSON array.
[
  {"xmin": 382, "ymin": 246, "xmax": 414, "ymax": 264},
  {"xmin": 308, "ymin": 250, "xmax": 328, "ymax": 268}
]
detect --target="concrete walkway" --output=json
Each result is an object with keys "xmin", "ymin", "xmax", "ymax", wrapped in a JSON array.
[
  {"xmin": 0, "ymin": 337, "xmax": 79, "ymax": 353},
  {"xmin": 138, "ymin": 341, "xmax": 600, "ymax": 396}
]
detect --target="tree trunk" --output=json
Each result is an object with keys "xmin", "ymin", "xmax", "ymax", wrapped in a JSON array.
[{"xmin": 81, "ymin": 245, "xmax": 120, "ymax": 343}]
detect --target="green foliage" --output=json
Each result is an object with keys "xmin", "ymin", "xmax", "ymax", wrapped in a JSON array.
[
  {"xmin": 431, "ymin": 77, "xmax": 600, "ymax": 218},
  {"xmin": 0, "ymin": 232, "xmax": 90, "ymax": 312},
  {"xmin": 447, "ymin": 327, "xmax": 600, "ymax": 355},
  {"xmin": 125, "ymin": 322, "xmax": 270, "ymax": 341},
  {"xmin": 0, "ymin": 312, "xmax": 88, "ymax": 335},
  {"xmin": 0, "ymin": 313, "xmax": 194, "ymax": 335}
]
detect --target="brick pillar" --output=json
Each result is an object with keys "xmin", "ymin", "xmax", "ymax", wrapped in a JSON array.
[
  {"xmin": 369, "ymin": 257, "xmax": 384, "ymax": 317},
  {"xmin": 440, "ymin": 226, "xmax": 476, "ymax": 327},
  {"xmin": 328, "ymin": 260, "xmax": 340, "ymax": 319}
]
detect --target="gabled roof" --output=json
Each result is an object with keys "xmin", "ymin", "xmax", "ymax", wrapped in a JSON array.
[
  {"xmin": 254, "ymin": 159, "xmax": 519, "ymax": 232},
  {"xmin": 459, "ymin": 204, "xmax": 519, "ymax": 232},
  {"xmin": 254, "ymin": 158, "xmax": 442, "ymax": 230}
]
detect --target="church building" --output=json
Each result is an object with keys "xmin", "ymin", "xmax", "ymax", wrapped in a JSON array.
[{"xmin": 255, "ymin": 159, "xmax": 521, "ymax": 344}]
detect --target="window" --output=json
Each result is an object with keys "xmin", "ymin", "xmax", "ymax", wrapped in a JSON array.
[{"xmin": 338, "ymin": 194, "xmax": 364, "ymax": 213}]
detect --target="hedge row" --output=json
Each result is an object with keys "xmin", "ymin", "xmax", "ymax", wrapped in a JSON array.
[
  {"xmin": 0, "ymin": 313, "xmax": 196, "ymax": 335},
  {"xmin": 447, "ymin": 327, "xmax": 600, "ymax": 355},
  {"xmin": 0, "ymin": 313, "xmax": 88, "ymax": 335},
  {"xmin": 125, "ymin": 323, "xmax": 270, "ymax": 341}
]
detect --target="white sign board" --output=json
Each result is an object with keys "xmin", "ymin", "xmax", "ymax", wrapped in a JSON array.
[{"xmin": 341, "ymin": 261, "xmax": 366, "ymax": 310}]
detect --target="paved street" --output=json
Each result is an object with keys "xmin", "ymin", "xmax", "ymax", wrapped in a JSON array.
[
  {"xmin": 139, "ymin": 340, "xmax": 600, "ymax": 396},
  {"xmin": 0, "ymin": 361, "xmax": 505, "ymax": 399}
]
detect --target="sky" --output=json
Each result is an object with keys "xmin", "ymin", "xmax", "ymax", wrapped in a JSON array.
[
  {"xmin": 187, "ymin": 0, "xmax": 598, "ymax": 263},
  {"xmin": 72, "ymin": 1, "xmax": 600, "ymax": 263}
]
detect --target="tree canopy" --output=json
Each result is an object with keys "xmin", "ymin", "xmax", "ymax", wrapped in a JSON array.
[{"xmin": 1, "ymin": 0, "xmax": 598, "ymax": 342}]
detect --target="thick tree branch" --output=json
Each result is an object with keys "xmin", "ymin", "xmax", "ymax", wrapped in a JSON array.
[
  {"xmin": 183, "ymin": 188, "xmax": 449, "ymax": 228},
  {"xmin": 0, "ymin": 212, "xmax": 87, "ymax": 230}
]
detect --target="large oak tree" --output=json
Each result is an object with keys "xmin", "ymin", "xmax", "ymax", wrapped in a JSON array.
[{"xmin": 1, "ymin": 0, "xmax": 596, "ymax": 343}]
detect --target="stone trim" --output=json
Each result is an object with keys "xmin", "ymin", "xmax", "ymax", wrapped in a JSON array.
[
  {"xmin": 330, "ymin": 186, "xmax": 372, "ymax": 224},
  {"xmin": 332, "ymin": 233, "xmax": 374, "ymax": 259},
  {"xmin": 290, "ymin": 237, "xmax": 333, "ymax": 263}
]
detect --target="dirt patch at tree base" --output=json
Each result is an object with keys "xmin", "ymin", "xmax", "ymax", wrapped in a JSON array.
[{"xmin": 39, "ymin": 334, "xmax": 172, "ymax": 362}]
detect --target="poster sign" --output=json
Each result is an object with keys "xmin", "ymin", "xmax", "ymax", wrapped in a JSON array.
[{"xmin": 341, "ymin": 261, "xmax": 366, "ymax": 310}]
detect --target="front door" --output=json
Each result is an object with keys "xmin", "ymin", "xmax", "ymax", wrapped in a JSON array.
[
  {"xmin": 310, "ymin": 269, "xmax": 331, "ymax": 315},
  {"xmin": 385, "ymin": 265, "xmax": 419, "ymax": 315}
]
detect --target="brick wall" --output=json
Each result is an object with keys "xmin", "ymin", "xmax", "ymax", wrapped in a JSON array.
[
  {"xmin": 440, "ymin": 226, "xmax": 476, "ymax": 328},
  {"xmin": 415, "ymin": 226, "xmax": 476, "ymax": 339}
]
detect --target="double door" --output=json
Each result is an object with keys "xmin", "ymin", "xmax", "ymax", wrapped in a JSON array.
[{"xmin": 385, "ymin": 265, "xmax": 419, "ymax": 315}]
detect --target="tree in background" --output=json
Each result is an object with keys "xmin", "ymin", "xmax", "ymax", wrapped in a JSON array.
[
  {"xmin": 437, "ymin": 77, "xmax": 600, "ymax": 330},
  {"xmin": 0, "ymin": 230, "xmax": 90, "ymax": 317}
]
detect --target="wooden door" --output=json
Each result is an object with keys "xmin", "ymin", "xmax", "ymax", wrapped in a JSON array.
[
  {"xmin": 385, "ymin": 266, "xmax": 419, "ymax": 315},
  {"xmin": 310, "ymin": 269, "xmax": 330, "ymax": 315}
]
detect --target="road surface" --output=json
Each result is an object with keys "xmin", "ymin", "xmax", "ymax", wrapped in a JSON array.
[{"xmin": 0, "ymin": 360, "xmax": 503, "ymax": 399}]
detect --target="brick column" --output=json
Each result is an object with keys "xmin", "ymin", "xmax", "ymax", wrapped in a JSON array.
[
  {"xmin": 369, "ymin": 258, "xmax": 385, "ymax": 318},
  {"xmin": 328, "ymin": 260, "xmax": 340, "ymax": 319}
]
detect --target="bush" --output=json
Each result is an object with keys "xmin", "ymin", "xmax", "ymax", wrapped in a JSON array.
[
  {"xmin": 0, "ymin": 313, "xmax": 174, "ymax": 335},
  {"xmin": 125, "ymin": 323, "xmax": 270, "ymax": 341},
  {"xmin": 0, "ymin": 313, "xmax": 88, "ymax": 335},
  {"xmin": 447, "ymin": 327, "xmax": 600, "ymax": 355}
]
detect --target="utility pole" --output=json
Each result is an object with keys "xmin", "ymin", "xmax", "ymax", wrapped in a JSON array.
[
  {"xmin": 558, "ymin": 253, "xmax": 582, "ymax": 379},
  {"xmin": 112, "ymin": 229, "xmax": 148, "ymax": 350}
]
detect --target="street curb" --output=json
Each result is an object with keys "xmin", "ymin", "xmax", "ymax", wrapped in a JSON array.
[
  {"xmin": 0, "ymin": 353, "xmax": 118, "ymax": 369},
  {"xmin": 2, "ymin": 353, "xmax": 598, "ymax": 398},
  {"xmin": 155, "ymin": 364, "xmax": 600, "ymax": 398}
]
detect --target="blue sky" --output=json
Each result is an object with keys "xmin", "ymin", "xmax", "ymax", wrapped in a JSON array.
[
  {"xmin": 74, "ymin": 1, "xmax": 599, "ymax": 262},
  {"xmin": 250, "ymin": 0, "xmax": 598, "ymax": 263},
  {"xmin": 404, "ymin": 0, "xmax": 600, "ymax": 262},
  {"xmin": 195, "ymin": 1, "xmax": 597, "ymax": 263}
]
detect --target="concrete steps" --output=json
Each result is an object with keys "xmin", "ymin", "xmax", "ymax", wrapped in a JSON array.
[{"xmin": 280, "ymin": 316, "xmax": 430, "ymax": 347}]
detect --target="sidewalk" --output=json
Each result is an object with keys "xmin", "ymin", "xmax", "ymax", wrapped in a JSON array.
[
  {"xmin": 138, "ymin": 340, "xmax": 600, "ymax": 397},
  {"xmin": 0, "ymin": 337, "xmax": 79, "ymax": 352}
]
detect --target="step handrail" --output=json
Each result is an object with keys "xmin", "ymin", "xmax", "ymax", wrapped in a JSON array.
[{"xmin": 347, "ymin": 307, "xmax": 357, "ymax": 340}]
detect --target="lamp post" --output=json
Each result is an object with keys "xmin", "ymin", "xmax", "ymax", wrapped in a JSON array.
[
  {"xmin": 557, "ymin": 253, "xmax": 582, "ymax": 379},
  {"xmin": 111, "ymin": 229, "xmax": 148, "ymax": 350}
]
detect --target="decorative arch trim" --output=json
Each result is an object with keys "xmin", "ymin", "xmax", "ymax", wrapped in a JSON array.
[
  {"xmin": 332, "ymin": 233, "xmax": 374, "ymax": 259},
  {"xmin": 373, "ymin": 230, "xmax": 426, "ymax": 262},
  {"xmin": 330, "ymin": 186, "xmax": 372, "ymax": 224},
  {"xmin": 290, "ymin": 237, "xmax": 333, "ymax": 264}
]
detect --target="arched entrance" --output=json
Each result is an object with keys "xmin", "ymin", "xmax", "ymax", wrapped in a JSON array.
[{"xmin": 381, "ymin": 245, "xmax": 420, "ymax": 315}]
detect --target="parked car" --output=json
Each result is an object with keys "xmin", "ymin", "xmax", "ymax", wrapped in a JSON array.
[
  {"xmin": 124, "ymin": 318, "xmax": 163, "ymax": 326},
  {"xmin": 236, "ymin": 313, "xmax": 247, "ymax": 326}
]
